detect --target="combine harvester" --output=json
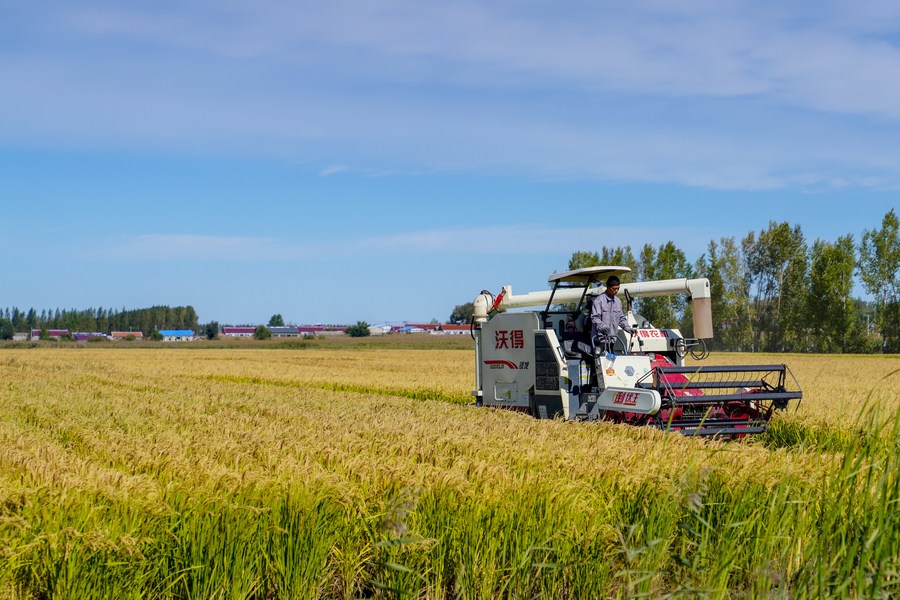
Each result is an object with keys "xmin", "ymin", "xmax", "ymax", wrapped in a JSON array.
[{"xmin": 471, "ymin": 266, "xmax": 802, "ymax": 437}]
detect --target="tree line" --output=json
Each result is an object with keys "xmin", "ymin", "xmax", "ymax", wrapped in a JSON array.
[
  {"xmin": 568, "ymin": 210, "xmax": 899, "ymax": 353},
  {"xmin": 0, "ymin": 305, "xmax": 199, "ymax": 339}
]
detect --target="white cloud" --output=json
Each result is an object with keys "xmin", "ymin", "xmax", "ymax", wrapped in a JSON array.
[
  {"xmin": 4, "ymin": 1, "xmax": 900, "ymax": 190},
  {"xmin": 64, "ymin": 0, "xmax": 898, "ymax": 119},
  {"xmin": 319, "ymin": 165, "xmax": 350, "ymax": 176},
  {"xmin": 24, "ymin": 1, "xmax": 900, "ymax": 115}
]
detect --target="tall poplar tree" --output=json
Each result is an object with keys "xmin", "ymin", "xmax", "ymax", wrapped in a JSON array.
[
  {"xmin": 859, "ymin": 209, "xmax": 900, "ymax": 352},
  {"xmin": 568, "ymin": 246, "xmax": 638, "ymax": 282},
  {"xmin": 636, "ymin": 242, "xmax": 692, "ymax": 329},
  {"xmin": 695, "ymin": 237, "xmax": 752, "ymax": 350},
  {"xmin": 743, "ymin": 222, "xmax": 807, "ymax": 352},
  {"xmin": 809, "ymin": 235, "xmax": 857, "ymax": 353}
]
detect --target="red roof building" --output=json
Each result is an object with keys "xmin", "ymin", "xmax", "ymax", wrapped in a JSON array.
[
  {"xmin": 31, "ymin": 328, "xmax": 69, "ymax": 339},
  {"xmin": 110, "ymin": 331, "xmax": 143, "ymax": 340}
]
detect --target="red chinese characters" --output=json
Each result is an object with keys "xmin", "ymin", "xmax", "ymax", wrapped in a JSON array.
[
  {"xmin": 495, "ymin": 329, "xmax": 525, "ymax": 349},
  {"xmin": 510, "ymin": 329, "xmax": 524, "ymax": 349},
  {"xmin": 495, "ymin": 330, "xmax": 509, "ymax": 348},
  {"xmin": 613, "ymin": 391, "xmax": 639, "ymax": 406},
  {"xmin": 636, "ymin": 329, "xmax": 669, "ymax": 339}
]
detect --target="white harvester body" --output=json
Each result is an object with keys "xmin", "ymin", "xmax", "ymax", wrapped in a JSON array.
[{"xmin": 471, "ymin": 266, "xmax": 801, "ymax": 436}]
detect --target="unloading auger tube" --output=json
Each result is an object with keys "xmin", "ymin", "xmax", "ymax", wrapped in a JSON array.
[{"xmin": 470, "ymin": 266, "xmax": 802, "ymax": 437}]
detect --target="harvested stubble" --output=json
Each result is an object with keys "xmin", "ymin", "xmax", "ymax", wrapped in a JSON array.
[{"xmin": 0, "ymin": 347, "xmax": 898, "ymax": 598}]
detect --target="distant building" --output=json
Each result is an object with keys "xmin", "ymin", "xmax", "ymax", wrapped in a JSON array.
[
  {"xmin": 433, "ymin": 324, "xmax": 470, "ymax": 335},
  {"xmin": 13, "ymin": 332, "xmax": 28, "ymax": 341},
  {"xmin": 110, "ymin": 331, "xmax": 143, "ymax": 340},
  {"xmin": 297, "ymin": 326, "xmax": 325, "ymax": 336},
  {"xmin": 402, "ymin": 323, "xmax": 439, "ymax": 332},
  {"xmin": 269, "ymin": 326, "xmax": 301, "ymax": 338},
  {"xmin": 368, "ymin": 324, "xmax": 393, "ymax": 335},
  {"xmin": 31, "ymin": 328, "xmax": 70, "ymax": 340},
  {"xmin": 74, "ymin": 332, "xmax": 106, "ymax": 341},
  {"xmin": 158, "ymin": 329, "xmax": 195, "ymax": 342},
  {"xmin": 395, "ymin": 325, "xmax": 426, "ymax": 333},
  {"xmin": 222, "ymin": 326, "xmax": 256, "ymax": 337}
]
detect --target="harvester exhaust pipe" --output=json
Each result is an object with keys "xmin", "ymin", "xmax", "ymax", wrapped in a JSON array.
[
  {"xmin": 473, "ymin": 291, "xmax": 493, "ymax": 322},
  {"xmin": 691, "ymin": 297, "xmax": 712, "ymax": 340},
  {"xmin": 625, "ymin": 278, "xmax": 712, "ymax": 339},
  {"xmin": 471, "ymin": 290, "xmax": 494, "ymax": 403}
]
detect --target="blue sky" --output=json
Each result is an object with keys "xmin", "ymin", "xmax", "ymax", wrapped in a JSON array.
[{"xmin": 1, "ymin": 1, "xmax": 898, "ymax": 325}]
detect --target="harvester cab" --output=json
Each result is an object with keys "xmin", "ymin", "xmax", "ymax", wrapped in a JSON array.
[{"xmin": 471, "ymin": 266, "xmax": 802, "ymax": 437}]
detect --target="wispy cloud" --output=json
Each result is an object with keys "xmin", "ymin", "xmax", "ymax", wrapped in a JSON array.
[
  {"xmin": 4, "ymin": 1, "xmax": 900, "ymax": 190},
  {"xmin": 319, "ymin": 165, "xmax": 350, "ymax": 177},
  {"xmin": 50, "ymin": 1, "xmax": 900, "ymax": 118},
  {"xmin": 86, "ymin": 225, "xmax": 711, "ymax": 263}
]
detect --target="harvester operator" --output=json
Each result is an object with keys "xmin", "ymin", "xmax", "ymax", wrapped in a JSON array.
[{"xmin": 591, "ymin": 275, "xmax": 633, "ymax": 353}]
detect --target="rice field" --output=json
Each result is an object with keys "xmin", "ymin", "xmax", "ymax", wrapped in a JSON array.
[{"xmin": 0, "ymin": 342, "xmax": 898, "ymax": 598}]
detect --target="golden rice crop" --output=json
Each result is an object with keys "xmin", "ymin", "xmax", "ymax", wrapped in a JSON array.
[{"xmin": 0, "ymin": 345, "xmax": 898, "ymax": 598}]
